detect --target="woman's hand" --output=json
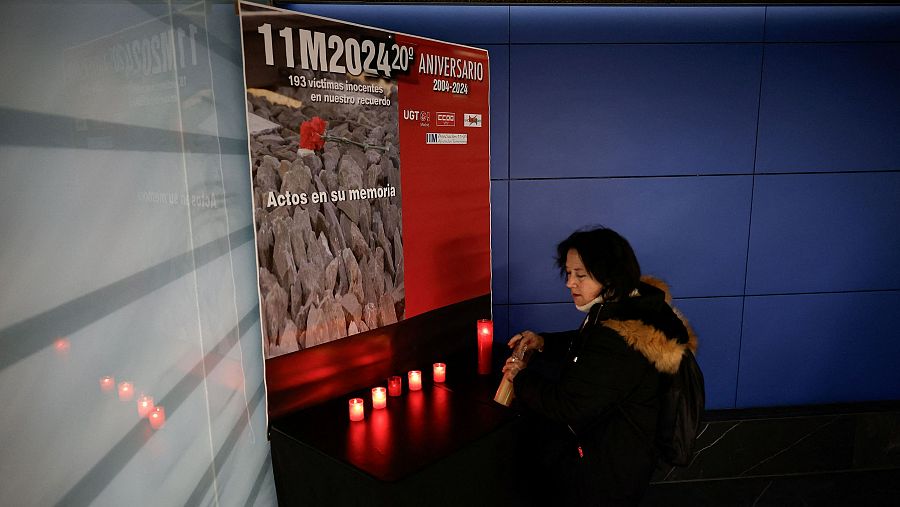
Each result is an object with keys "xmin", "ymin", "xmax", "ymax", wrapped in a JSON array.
[
  {"xmin": 507, "ymin": 330, "xmax": 544, "ymax": 353},
  {"xmin": 502, "ymin": 356, "xmax": 527, "ymax": 380}
]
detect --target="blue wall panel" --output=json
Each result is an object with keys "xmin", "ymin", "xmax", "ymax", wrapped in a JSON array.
[
  {"xmin": 738, "ymin": 292, "xmax": 900, "ymax": 408},
  {"xmin": 491, "ymin": 181, "xmax": 509, "ymax": 304},
  {"xmin": 756, "ymin": 43, "xmax": 900, "ymax": 173},
  {"xmin": 508, "ymin": 176, "xmax": 752, "ymax": 302},
  {"xmin": 510, "ymin": 6, "xmax": 764, "ymax": 43},
  {"xmin": 485, "ymin": 45, "xmax": 509, "ymax": 180},
  {"xmin": 492, "ymin": 304, "xmax": 510, "ymax": 351},
  {"xmin": 285, "ymin": 4, "xmax": 509, "ymax": 45},
  {"xmin": 766, "ymin": 6, "xmax": 900, "ymax": 42},
  {"xmin": 510, "ymin": 44, "xmax": 762, "ymax": 178},
  {"xmin": 674, "ymin": 297, "xmax": 743, "ymax": 410},
  {"xmin": 746, "ymin": 173, "xmax": 900, "ymax": 295},
  {"xmin": 509, "ymin": 303, "xmax": 586, "ymax": 337}
]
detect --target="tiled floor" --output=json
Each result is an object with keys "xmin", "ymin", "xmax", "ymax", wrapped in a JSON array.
[{"xmin": 643, "ymin": 404, "xmax": 900, "ymax": 506}]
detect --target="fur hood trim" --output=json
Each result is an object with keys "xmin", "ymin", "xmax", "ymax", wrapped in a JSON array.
[{"xmin": 601, "ymin": 276, "xmax": 698, "ymax": 374}]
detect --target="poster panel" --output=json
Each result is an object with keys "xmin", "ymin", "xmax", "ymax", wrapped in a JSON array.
[{"xmin": 239, "ymin": 3, "xmax": 490, "ymax": 371}]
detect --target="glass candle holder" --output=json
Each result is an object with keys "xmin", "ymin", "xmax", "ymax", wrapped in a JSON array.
[
  {"xmin": 372, "ymin": 387, "xmax": 387, "ymax": 409},
  {"xmin": 388, "ymin": 376, "xmax": 402, "ymax": 397},
  {"xmin": 349, "ymin": 398, "xmax": 365, "ymax": 421},
  {"xmin": 433, "ymin": 363, "xmax": 446, "ymax": 383},
  {"xmin": 408, "ymin": 370, "xmax": 422, "ymax": 391}
]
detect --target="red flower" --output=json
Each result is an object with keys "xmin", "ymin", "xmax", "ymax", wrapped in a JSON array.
[{"xmin": 300, "ymin": 116, "xmax": 327, "ymax": 151}]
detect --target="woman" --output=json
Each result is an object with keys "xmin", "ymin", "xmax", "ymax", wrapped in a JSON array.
[{"xmin": 503, "ymin": 226, "xmax": 696, "ymax": 506}]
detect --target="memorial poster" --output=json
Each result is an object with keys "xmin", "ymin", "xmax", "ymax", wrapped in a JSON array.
[{"xmin": 239, "ymin": 2, "xmax": 491, "ymax": 362}]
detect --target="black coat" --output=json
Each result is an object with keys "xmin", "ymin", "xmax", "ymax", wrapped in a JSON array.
[{"xmin": 512, "ymin": 278, "xmax": 696, "ymax": 506}]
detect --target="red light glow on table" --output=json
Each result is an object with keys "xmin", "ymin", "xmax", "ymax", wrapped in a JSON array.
[
  {"xmin": 408, "ymin": 370, "xmax": 422, "ymax": 391},
  {"xmin": 433, "ymin": 363, "xmax": 446, "ymax": 383},
  {"xmin": 118, "ymin": 381, "xmax": 134, "ymax": 401},
  {"xmin": 100, "ymin": 376, "xmax": 115, "ymax": 393},
  {"xmin": 149, "ymin": 406, "xmax": 166, "ymax": 429},
  {"xmin": 372, "ymin": 387, "xmax": 387, "ymax": 409},
  {"xmin": 477, "ymin": 319, "xmax": 493, "ymax": 375},
  {"xmin": 388, "ymin": 376, "xmax": 402, "ymax": 397},
  {"xmin": 349, "ymin": 398, "xmax": 365, "ymax": 421},
  {"xmin": 137, "ymin": 395, "xmax": 155, "ymax": 418}
]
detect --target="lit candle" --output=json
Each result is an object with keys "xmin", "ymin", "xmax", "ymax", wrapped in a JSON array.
[
  {"xmin": 388, "ymin": 376, "xmax": 402, "ymax": 397},
  {"xmin": 408, "ymin": 370, "xmax": 422, "ymax": 391},
  {"xmin": 100, "ymin": 376, "xmax": 115, "ymax": 393},
  {"xmin": 148, "ymin": 406, "xmax": 166, "ymax": 429},
  {"xmin": 372, "ymin": 387, "xmax": 387, "ymax": 409},
  {"xmin": 137, "ymin": 394, "xmax": 155, "ymax": 418},
  {"xmin": 349, "ymin": 398, "xmax": 365, "ymax": 421},
  {"xmin": 477, "ymin": 319, "xmax": 493, "ymax": 375},
  {"xmin": 118, "ymin": 381, "xmax": 134, "ymax": 401},
  {"xmin": 433, "ymin": 363, "xmax": 446, "ymax": 383}
]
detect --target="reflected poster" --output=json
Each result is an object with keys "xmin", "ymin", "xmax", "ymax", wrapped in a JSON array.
[{"xmin": 238, "ymin": 3, "xmax": 491, "ymax": 360}]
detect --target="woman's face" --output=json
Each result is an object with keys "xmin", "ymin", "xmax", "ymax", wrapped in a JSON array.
[{"xmin": 565, "ymin": 249, "xmax": 604, "ymax": 307}]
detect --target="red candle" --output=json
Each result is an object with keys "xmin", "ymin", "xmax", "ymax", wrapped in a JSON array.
[
  {"xmin": 433, "ymin": 363, "xmax": 446, "ymax": 383},
  {"xmin": 148, "ymin": 406, "xmax": 166, "ymax": 430},
  {"xmin": 388, "ymin": 376, "xmax": 402, "ymax": 397},
  {"xmin": 372, "ymin": 387, "xmax": 387, "ymax": 409},
  {"xmin": 477, "ymin": 319, "xmax": 493, "ymax": 375},
  {"xmin": 100, "ymin": 376, "xmax": 115, "ymax": 393},
  {"xmin": 118, "ymin": 381, "xmax": 134, "ymax": 401},
  {"xmin": 349, "ymin": 398, "xmax": 365, "ymax": 421},
  {"xmin": 408, "ymin": 370, "xmax": 422, "ymax": 391},
  {"xmin": 137, "ymin": 394, "xmax": 155, "ymax": 418}
]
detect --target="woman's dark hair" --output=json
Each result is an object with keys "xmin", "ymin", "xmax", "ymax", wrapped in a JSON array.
[{"xmin": 556, "ymin": 226, "xmax": 641, "ymax": 301}]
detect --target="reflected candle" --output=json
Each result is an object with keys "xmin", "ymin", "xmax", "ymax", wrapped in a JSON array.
[
  {"xmin": 100, "ymin": 376, "xmax": 115, "ymax": 393},
  {"xmin": 118, "ymin": 381, "xmax": 134, "ymax": 401},
  {"xmin": 477, "ymin": 319, "xmax": 493, "ymax": 375},
  {"xmin": 137, "ymin": 395, "xmax": 155, "ymax": 418},
  {"xmin": 349, "ymin": 398, "xmax": 365, "ymax": 421},
  {"xmin": 149, "ymin": 406, "xmax": 165, "ymax": 429},
  {"xmin": 388, "ymin": 376, "xmax": 402, "ymax": 397},
  {"xmin": 372, "ymin": 387, "xmax": 387, "ymax": 409},
  {"xmin": 433, "ymin": 363, "xmax": 446, "ymax": 383},
  {"xmin": 408, "ymin": 370, "xmax": 422, "ymax": 391}
]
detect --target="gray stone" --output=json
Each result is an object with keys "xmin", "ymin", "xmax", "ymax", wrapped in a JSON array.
[
  {"xmin": 348, "ymin": 321, "xmax": 359, "ymax": 336},
  {"xmin": 288, "ymin": 217, "xmax": 308, "ymax": 266},
  {"xmin": 322, "ymin": 201, "xmax": 346, "ymax": 255},
  {"xmin": 323, "ymin": 147, "xmax": 341, "ymax": 172},
  {"xmin": 340, "ymin": 292, "xmax": 362, "ymax": 322},
  {"xmin": 272, "ymin": 216, "xmax": 296, "ymax": 288},
  {"xmin": 306, "ymin": 306, "xmax": 327, "ymax": 347},
  {"xmin": 258, "ymin": 266, "xmax": 278, "ymax": 300},
  {"xmin": 378, "ymin": 292, "xmax": 397, "ymax": 326},
  {"xmin": 264, "ymin": 282, "xmax": 289, "ymax": 348},
  {"xmin": 348, "ymin": 222, "xmax": 369, "ymax": 262},
  {"xmin": 324, "ymin": 256, "xmax": 340, "ymax": 295},
  {"xmin": 300, "ymin": 152, "xmax": 323, "ymax": 173},
  {"xmin": 256, "ymin": 217, "xmax": 273, "ymax": 271},
  {"xmin": 322, "ymin": 295, "xmax": 348, "ymax": 343},
  {"xmin": 256, "ymin": 155, "xmax": 280, "ymax": 192},
  {"xmin": 341, "ymin": 248, "xmax": 366, "ymax": 306},
  {"xmin": 363, "ymin": 302, "xmax": 378, "ymax": 330},
  {"xmin": 338, "ymin": 156, "xmax": 364, "ymax": 191},
  {"xmin": 296, "ymin": 261, "xmax": 322, "ymax": 307}
]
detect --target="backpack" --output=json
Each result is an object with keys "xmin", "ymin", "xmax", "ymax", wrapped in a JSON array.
[
  {"xmin": 654, "ymin": 349, "xmax": 705, "ymax": 466},
  {"xmin": 618, "ymin": 349, "xmax": 706, "ymax": 467}
]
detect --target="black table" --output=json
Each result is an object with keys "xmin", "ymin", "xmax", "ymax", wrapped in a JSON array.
[{"xmin": 270, "ymin": 373, "xmax": 521, "ymax": 506}]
